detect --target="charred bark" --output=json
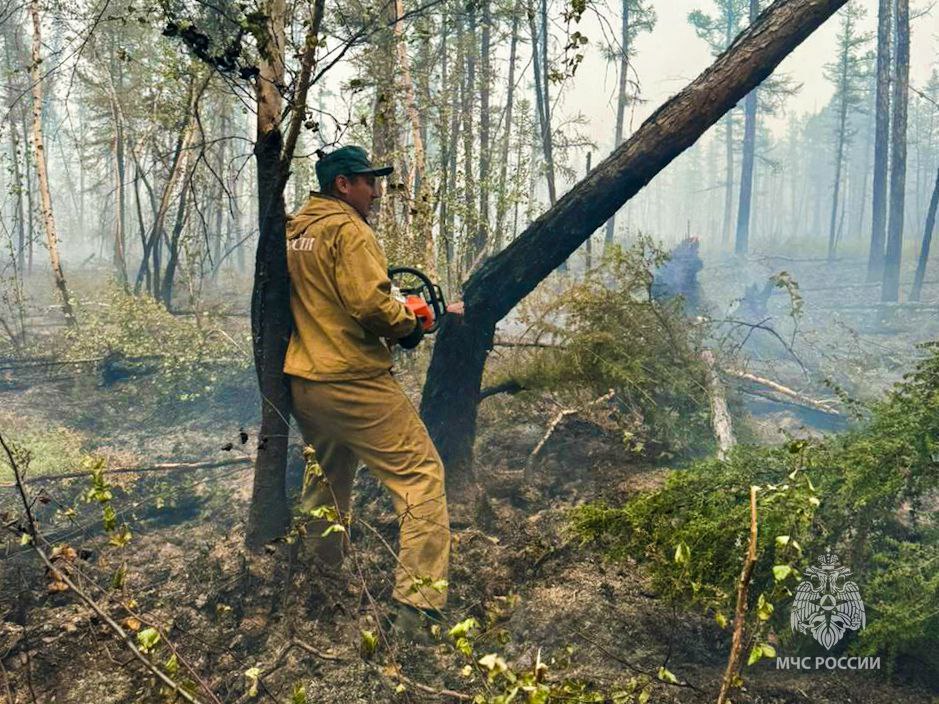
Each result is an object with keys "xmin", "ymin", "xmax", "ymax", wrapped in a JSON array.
[
  {"xmin": 881, "ymin": 0, "xmax": 908, "ymax": 303},
  {"xmin": 421, "ymin": 0, "xmax": 852, "ymax": 489},
  {"xmin": 245, "ymin": 0, "xmax": 325, "ymax": 548}
]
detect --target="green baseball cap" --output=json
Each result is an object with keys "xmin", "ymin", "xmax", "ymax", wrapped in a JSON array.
[{"xmin": 316, "ymin": 145, "xmax": 393, "ymax": 191}]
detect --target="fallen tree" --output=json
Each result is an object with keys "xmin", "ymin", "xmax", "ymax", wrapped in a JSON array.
[{"xmin": 420, "ymin": 0, "xmax": 851, "ymax": 492}]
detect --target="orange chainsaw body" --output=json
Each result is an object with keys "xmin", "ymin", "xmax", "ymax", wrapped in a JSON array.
[{"xmin": 405, "ymin": 294, "xmax": 436, "ymax": 331}]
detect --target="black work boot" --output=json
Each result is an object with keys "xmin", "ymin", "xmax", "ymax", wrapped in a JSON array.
[{"xmin": 390, "ymin": 602, "xmax": 442, "ymax": 646}]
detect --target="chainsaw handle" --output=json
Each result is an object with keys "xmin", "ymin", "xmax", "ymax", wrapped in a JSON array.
[{"xmin": 388, "ymin": 266, "xmax": 446, "ymax": 333}]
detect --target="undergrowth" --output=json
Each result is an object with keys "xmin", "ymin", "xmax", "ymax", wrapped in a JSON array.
[
  {"xmin": 59, "ymin": 284, "xmax": 251, "ymax": 403},
  {"xmin": 573, "ymin": 341, "xmax": 939, "ymax": 682},
  {"xmin": 496, "ymin": 241, "xmax": 714, "ymax": 460}
]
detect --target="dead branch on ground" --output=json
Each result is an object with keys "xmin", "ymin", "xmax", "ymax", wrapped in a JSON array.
[
  {"xmin": 526, "ymin": 389, "xmax": 616, "ymax": 475},
  {"xmin": 724, "ymin": 369, "xmax": 840, "ymax": 415}
]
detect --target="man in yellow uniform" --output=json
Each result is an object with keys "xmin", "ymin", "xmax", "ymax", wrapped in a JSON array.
[{"xmin": 284, "ymin": 145, "xmax": 458, "ymax": 642}]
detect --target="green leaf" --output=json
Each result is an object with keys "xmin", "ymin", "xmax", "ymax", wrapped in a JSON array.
[
  {"xmin": 448, "ymin": 617, "xmax": 478, "ymax": 639},
  {"xmin": 137, "ymin": 627, "xmax": 161, "ymax": 654},
  {"xmin": 772, "ymin": 565, "xmax": 793, "ymax": 581},
  {"xmin": 291, "ymin": 683, "xmax": 308, "ymax": 704},
  {"xmin": 359, "ymin": 629, "xmax": 378, "ymax": 657},
  {"xmin": 244, "ymin": 666, "xmax": 261, "ymax": 697},
  {"xmin": 110, "ymin": 563, "xmax": 127, "ymax": 589},
  {"xmin": 775, "ymin": 535, "xmax": 790, "ymax": 549},
  {"xmin": 714, "ymin": 612, "xmax": 728, "ymax": 629},
  {"xmin": 109, "ymin": 523, "xmax": 133, "ymax": 547},
  {"xmin": 757, "ymin": 593, "xmax": 774, "ymax": 621},
  {"xmin": 102, "ymin": 504, "xmax": 117, "ymax": 531},
  {"xmin": 747, "ymin": 643, "xmax": 776, "ymax": 666},
  {"xmin": 673, "ymin": 541, "xmax": 690, "ymax": 565},
  {"xmin": 657, "ymin": 666, "xmax": 679, "ymax": 684},
  {"xmin": 19, "ymin": 533, "xmax": 32, "ymax": 546},
  {"xmin": 320, "ymin": 523, "xmax": 346, "ymax": 538}
]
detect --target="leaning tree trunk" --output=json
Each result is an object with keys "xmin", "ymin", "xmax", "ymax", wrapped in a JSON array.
[
  {"xmin": 134, "ymin": 78, "xmax": 201, "ymax": 295},
  {"xmin": 421, "ymin": 0, "xmax": 853, "ymax": 491},
  {"xmin": 30, "ymin": 0, "xmax": 74, "ymax": 324},
  {"xmin": 910, "ymin": 167, "xmax": 939, "ymax": 301},
  {"xmin": 735, "ymin": 0, "xmax": 760, "ymax": 255},
  {"xmin": 867, "ymin": 0, "xmax": 891, "ymax": 282},
  {"xmin": 881, "ymin": 0, "xmax": 908, "ymax": 303}
]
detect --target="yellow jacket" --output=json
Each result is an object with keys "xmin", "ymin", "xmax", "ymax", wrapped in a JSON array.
[{"xmin": 284, "ymin": 194, "xmax": 418, "ymax": 381}]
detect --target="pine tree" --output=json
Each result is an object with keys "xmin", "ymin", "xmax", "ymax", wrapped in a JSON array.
[{"xmin": 824, "ymin": 3, "xmax": 872, "ymax": 260}]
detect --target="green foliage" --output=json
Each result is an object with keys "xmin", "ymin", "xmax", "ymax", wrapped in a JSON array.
[
  {"xmin": 0, "ymin": 414, "xmax": 85, "ymax": 481},
  {"xmin": 507, "ymin": 241, "xmax": 712, "ymax": 459},
  {"xmin": 572, "ymin": 341, "xmax": 939, "ymax": 677},
  {"xmin": 61, "ymin": 285, "xmax": 250, "ymax": 402},
  {"xmin": 439, "ymin": 611, "xmax": 657, "ymax": 703}
]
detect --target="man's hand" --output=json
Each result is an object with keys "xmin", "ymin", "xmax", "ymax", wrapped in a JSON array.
[{"xmin": 446, "ymin": 301, "xmax": 465, "ymax": 316}]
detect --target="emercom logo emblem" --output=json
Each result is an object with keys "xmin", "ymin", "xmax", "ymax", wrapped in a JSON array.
[{"xmin": 790, "ymin": 548, "xmax": 866, "ymax": 650}]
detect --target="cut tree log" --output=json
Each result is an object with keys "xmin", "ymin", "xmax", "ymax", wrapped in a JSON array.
[{"xmin": 421, "ymin": 0, "xmax": 851, "ymax": 493}]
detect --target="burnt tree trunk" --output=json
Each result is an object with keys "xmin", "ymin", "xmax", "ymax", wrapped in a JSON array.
[
  {"xmin": 245, "ymin": 0, "xmax": 325, "ymax": 547},
  {"xmin": 910, "ymin": 167, "xmax": 939, "ymax": 301},
  {"xmin": 881, "ymin": 0, "xmax": 908, "ymax": 303},
  {"xmin": 867, "ymin": 0, "xmax": 891, "ymax": 281},
  {"xmin": 245, "ymin": 0, "xmax": 292, "ymax": 548},
  {"xmin": 421, "ymin": 0, "xmax": 852, "ymax": 491}
]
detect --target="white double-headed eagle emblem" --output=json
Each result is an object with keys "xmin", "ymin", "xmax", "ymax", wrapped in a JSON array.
[{"xmin": 790, "ymin": 548, "xmax": 866, "ymax": 650}]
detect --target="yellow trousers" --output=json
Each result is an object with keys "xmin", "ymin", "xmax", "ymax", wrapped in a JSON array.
[{"xmin": 290, "ymin": 372, "xmax": 450, "ymax": 611}]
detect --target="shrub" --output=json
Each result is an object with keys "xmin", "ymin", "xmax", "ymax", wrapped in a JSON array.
[
  {"xmin": 500, "ymin": 241, "xmax": 713, "ymax": 459},
  {"xmin": 60, "ymin": 284, "xmax": 251, "ymax": 402},
  {"xmin": 572, "ymin": 342, "xmax": 939, "ymax": 680}
]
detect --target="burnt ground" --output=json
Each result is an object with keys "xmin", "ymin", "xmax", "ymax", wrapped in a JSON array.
[
  {"xmin": 0, "ymin": 358, "xmax": 934, "ymax": 704},
  {"xmin": 2, "ymin": 257, "xmax": 939, "ymax": 703}
]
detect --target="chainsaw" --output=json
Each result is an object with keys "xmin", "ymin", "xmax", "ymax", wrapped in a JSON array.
[{"xmin": 388, "ymin": 266, "xmax": 447, "ymax": 334}]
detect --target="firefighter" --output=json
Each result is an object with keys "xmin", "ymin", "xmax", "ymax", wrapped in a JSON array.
[{"xmin": 284, "ymin": 145, "xmax": 461, "ymax": 643}]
